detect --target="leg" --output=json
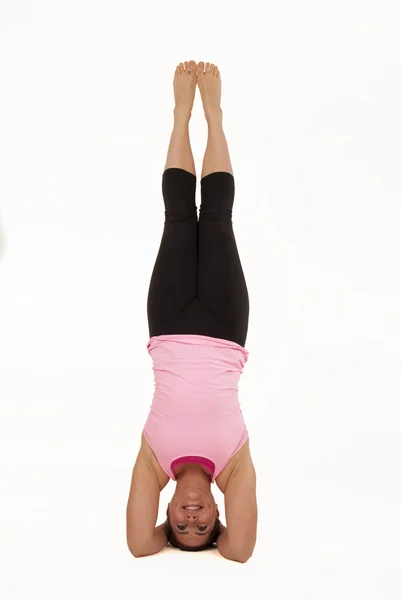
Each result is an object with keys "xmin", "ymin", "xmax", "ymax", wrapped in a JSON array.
[
  {"xmin": 196, "ymin": 63, "xmax": 249, "ymax": 345},
  {"xmin": 147, "ymin": 61, "xmax": 199, "ymax": 337},
  {"xmin": 164, "ymin": 60, "xmax": 197, "ymax": 175},
  {"xmin": 201, "ymin": 114, "xmax": 233, "ymax": 179},
  {"xmin": 197, "ymin": 61, "xmax": 233, "ymax": 179}
]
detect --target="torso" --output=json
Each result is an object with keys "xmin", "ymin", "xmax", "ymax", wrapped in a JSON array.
[{"xmin": 141, "ymin": 430, "xmax": 251, "ymax": 494}]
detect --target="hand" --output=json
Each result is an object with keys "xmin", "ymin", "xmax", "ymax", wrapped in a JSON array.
[
  {"xmin": 218, "ymin": 519, "xmax": 227, "ymax": 536},
  {"xmin": 161, "ymin": 518, "xmax": 169, "ymax": 533}
]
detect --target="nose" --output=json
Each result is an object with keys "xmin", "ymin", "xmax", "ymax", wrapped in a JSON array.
[{"xmin": 186, "ymin": 513, "xmax": 198, "ymax": 519}]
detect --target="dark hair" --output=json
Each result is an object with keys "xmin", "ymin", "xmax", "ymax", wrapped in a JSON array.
[{"xmin": 165, "ymin": 512, "xmax": 221, "ymax": 552}]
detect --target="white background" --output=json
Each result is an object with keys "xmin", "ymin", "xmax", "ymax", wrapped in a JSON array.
[{"xmin": 0, "ymin": 1, "xmax": 400, "ymax": 598}]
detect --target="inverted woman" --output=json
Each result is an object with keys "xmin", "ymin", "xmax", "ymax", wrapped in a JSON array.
[{"xmin": 126, "ymin": 61, "xmax": 257, "ymax": 563}]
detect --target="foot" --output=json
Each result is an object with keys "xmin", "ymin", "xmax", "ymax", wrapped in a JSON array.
[
  {"xmin": 196, "ymin": 62, "xmax": 222, "ymax": 121},
  {"xmin": 173, "ymin": 60, "xmax": 197, "ymax": 120}
]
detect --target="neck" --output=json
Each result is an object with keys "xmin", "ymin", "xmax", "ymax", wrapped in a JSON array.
[{"xmin": 175, "ymin": 464, "xmax": 211, "ymax": 487}]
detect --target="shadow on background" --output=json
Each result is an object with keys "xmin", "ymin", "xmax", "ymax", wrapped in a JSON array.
[{"xmin": 0, "ymin": 210, "xmax": 7, "ymax": 264}]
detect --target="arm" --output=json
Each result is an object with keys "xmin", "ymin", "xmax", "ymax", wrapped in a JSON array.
[
  {"xmin": 217, "ymin": 458, "xmax": 258, "ymax": 563},
  {"xmin": 133, "ymin": 519, "xmax": 168, "ymax": 558},
  {"xmin": 126, "ymin": 444, "xmax": 168, "ymax": 558}
]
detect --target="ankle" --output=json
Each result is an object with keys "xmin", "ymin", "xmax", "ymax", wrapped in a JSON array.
[
  {"xmin": 205, "ymin": 106, "xmax": 223, "ymax": 126},
  {"xmin": 174, "ymin": 105, "xmax": 192, "ymax": 123}
]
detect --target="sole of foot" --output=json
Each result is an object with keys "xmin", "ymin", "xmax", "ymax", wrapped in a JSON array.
[
  {"xmin": 196, "ymin": 61, "xmax": 223, "ymax": 122},
  {"xmin": 173, "ymin": 60, "xmax": 197, "ymax": 120}
]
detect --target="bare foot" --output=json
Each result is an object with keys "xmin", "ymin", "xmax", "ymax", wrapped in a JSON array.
[
  {"xmin": 173, "ymin": 60, "xmax": 197, "ymax": 119},
  {"xmin": 196, "ymin": 62, "xmax": 222, "ymax": 121}
]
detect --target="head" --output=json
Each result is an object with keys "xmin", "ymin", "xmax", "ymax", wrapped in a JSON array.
[
  {"xmin": 165, "ymin": 464, "xmax": 221, "ymax": 551},
  {"xmin": 166, "ymin": 509, "xmax": 221, "ymax": 551}
]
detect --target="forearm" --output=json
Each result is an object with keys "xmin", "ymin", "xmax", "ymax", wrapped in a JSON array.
[
  {"xmin": 216, "ymin": 529, "xmax": 247, "ymax": 563},
  {"xmin": 132, "ymin": 521, "xmax": 168, "ymax": 558}
]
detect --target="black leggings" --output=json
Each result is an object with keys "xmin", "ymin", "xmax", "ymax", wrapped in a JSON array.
[{"xmin": 147, "ymin": 168, "xmax": 250, "ymax": 347}]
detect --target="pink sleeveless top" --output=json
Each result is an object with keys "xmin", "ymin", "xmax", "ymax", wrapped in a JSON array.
[{"xmin": 142, "ymin": 334, "xmax": 250, "ymax": 483}]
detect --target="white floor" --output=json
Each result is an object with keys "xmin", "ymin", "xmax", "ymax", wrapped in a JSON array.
[{"xmin": 1, "ymin": 2, "xmax": 400, "ymax": 598}]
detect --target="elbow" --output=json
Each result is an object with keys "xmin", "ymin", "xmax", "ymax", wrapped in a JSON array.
[
  {"xmin": 230, "ymin": 548, "xmax": 253, "ymax": 563},
  {"xmin": 224, "ymin": 552, "xmax": 252, "ymax": 564},
  {"xmin": 218, "ymin": 544, "xmax": 254, "ymax": 563},
  {"xmin": 217, "ymin": 532, "xmax": 255, "ymax": 563},
  {"xmin": 237, "ymin": 552, "xmax": 252, "ymax": 563},
  {"xmin": 127, "ymin": 538, "xmax": 143, "ymax": 558},
  {"xmin": 233, "ymin": 543, "xmax": 255, "ymax": 564},
  {"xmin": 128, "ymin": 547, "xmax": 145, "ymax": 558},
  {"xmin": 127, "ymin": 545, "xmax": 141, "ymax": 558}
]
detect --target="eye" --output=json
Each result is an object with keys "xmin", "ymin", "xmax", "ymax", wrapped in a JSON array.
[{"xmin": 176, "ymin": 524, "xmax": 208, "ymax": 532}]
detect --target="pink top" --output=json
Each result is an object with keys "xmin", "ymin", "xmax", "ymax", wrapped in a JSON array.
[{"xmin": 143, "ymin": 334, "xmax": 250, "ymax": 483}]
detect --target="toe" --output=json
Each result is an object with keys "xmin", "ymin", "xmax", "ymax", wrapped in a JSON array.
[
  {"xmin": 205, "ymin": 62, "xmax": 211, "ymax": 73},
  {"xmin": 179, "ymin": 62, "xmax": 184, "ymax": 74},
  {"xmin": 197, "ymin": 62, "xmax": 204, "ymax": 76},
  {"xmin": 210, "ymin": 63, "xmax": 215, "ymax": 74},
  {"xmin": 189, "ymin": 60, "xmax": 196, "ymax": 74},
  {"xmin": 184, "ymin": 61, "xmax": 189, "ymax": 71}
]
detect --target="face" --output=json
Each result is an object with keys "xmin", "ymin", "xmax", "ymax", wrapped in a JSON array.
[{"xmin": 167, "ymin": 487, "xmax": 219, "ymax": 548}]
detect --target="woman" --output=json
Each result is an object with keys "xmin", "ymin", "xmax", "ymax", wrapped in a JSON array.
[{"xmin": 126, "ymin": 61, "xmax": 257, "ymax": 562}]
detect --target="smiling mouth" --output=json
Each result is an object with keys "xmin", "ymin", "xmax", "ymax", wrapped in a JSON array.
[{"xmin": 183, "ymin": 505, "xmax": 202, "ymax": 511}]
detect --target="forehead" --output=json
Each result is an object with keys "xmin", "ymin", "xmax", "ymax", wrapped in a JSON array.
[{"xmin": 179, "ymin": 536, "xmax": 208, "ymax": 548}]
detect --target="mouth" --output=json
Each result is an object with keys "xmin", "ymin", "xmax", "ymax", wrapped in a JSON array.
[{"xmin": 182, "ymin": 505, "xmax": 203, "ymax": 511}]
